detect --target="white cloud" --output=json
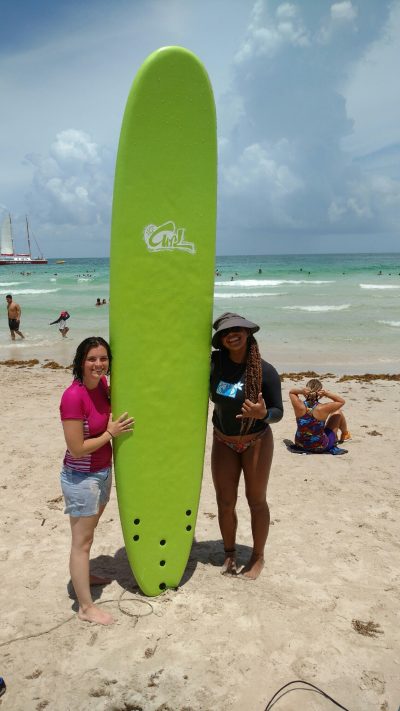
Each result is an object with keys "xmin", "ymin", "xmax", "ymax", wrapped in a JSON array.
[
  {"xmin": 25, "ymin": 130, "xmax": 112, "ymax": 226},
  {"xmin": 328, "ymin": 200, "xmax": 347, "ymax": 222},
  {"xmin": 276, "ymin": 3, "xmax": 297, "ymax": 21},
  {"xmin": 328, "ymin": 173, "xmax": 400, "ymax": 227},
  {"xmin": 372, "ymin": 175, "xmax": 400, "ymax": 206},
  {"xmin": 235, "ymin": 0, "xmax": 309, "ymax": 63},
  {"xmin": 51, "ymin": 130, "xmax": 101, "ymax": 167},
  {"xmin": 346, "ymin": 196, "xmax": 372, "ymax": 219},
  {"xmin": 220, "ymin": 140, "xmax": 305, "ymax": 231},
  {"xmin": 343, "ymin": 1, "xmax": 400, "ymax": 157},
  {"xmin": 219, "ymin": 0, "xmax": 399, "ymax": 245},
  {"xmin": 223, "ymin": 142, "xmax": 303, "ymax": 196},
  {"xmin": 318, "ymin": 1, "xmax": 358, "ymax": 43},
  {"xmin": 331, "ymin": 2, "xmax": 358, "ymax": 23}
]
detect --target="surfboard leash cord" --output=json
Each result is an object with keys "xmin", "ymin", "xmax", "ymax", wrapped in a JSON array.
[
  {"xmin": 264, "ymin": 680, "xmax": 351, "ymax": 710},
  {"xmin": 0, "ymin": 589, "xmax": 154, "ymax": 648}
]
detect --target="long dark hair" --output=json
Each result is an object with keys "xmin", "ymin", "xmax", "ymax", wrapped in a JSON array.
[
  {"xmin": 72, "ymin": 337, "xmax": 112, "ymax": 382},
  {"xmin": 241, "ymin": 335, "xmax": 262, "ymax": 434},
  {"xmin": 219, "ymin": 332, "xmax": 263, "ymax": 435}
]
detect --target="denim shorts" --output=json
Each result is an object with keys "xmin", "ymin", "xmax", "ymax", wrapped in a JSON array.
[{"xmin": 60, "ymin": 465, "xmax": 112, "ymax": 517}]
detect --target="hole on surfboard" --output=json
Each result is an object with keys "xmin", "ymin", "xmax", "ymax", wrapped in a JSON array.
[
  {"xmin": 186, "ymin": 510, "xmax": 192, "ymax": 516},
  {"xmin": 186, "ymin": 525, "xmax": 192, "ymax": 532},
  {"xmin": 133, "ymin": 535, "xmax": 140, "ymax": 541},
  {"xmin": 159, "ymin": 582, "xmax": 166, "ymax": 591},
  {"xmin": 160, "ymin": 539, "xmax": 166, "ymax": 546},
  {"xmin": 133, "ymin": 518, "xmax": 140, "ymax": 525},
  {"xmin": 160, "ymin": 560, "xmax": 166, "ymax": 567}
]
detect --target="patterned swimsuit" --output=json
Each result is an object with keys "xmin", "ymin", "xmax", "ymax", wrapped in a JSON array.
[{"xmin": 295, "ymin": 402, "xmax": 333, "ymax": 452}]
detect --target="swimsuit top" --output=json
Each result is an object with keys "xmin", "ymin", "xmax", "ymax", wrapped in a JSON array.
[
  {"xmin": 295, "ymin": 401, "xmax": 329, "ymax": 451},
  {"xmin": 210, "ymin": 350, "xmax": 283, "ymax": 436}
]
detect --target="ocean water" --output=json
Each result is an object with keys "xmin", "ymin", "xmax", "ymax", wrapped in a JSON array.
[{"xmin": 0, "ymin": 253, "xmax": 399, "ymax": 374}]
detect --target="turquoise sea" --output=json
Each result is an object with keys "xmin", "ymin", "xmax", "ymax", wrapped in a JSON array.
[{"xmin": 1, "ymin": 253, "xmax": 399, "ymax": 374}]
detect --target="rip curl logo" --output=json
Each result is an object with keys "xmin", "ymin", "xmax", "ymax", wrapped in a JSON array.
[{"xmin": 143, "ymin": 221, "xmax": 196, "ymax": 254}]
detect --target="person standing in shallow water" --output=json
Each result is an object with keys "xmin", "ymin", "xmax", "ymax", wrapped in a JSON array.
[
  {"xmin": 6, "ymin": 294, "xmax": 24, "ymax": 340},
  {"xmin": 60, "ymin": 337, "xmax": 134, "ymax": 625},
  {"xmin": 49, "ymin": 310, "xmax": 70, "ymax": 338},
  {"xmin": 210, "ymin": 312, "xmax": 283, "ymax": 579}
]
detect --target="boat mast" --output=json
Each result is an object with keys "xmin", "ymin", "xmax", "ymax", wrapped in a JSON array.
[
  {"xmin": 9, "ymin": 213, "xmax": 15, "ymax": 256},
  {"xmin": 25, "ymin": 216, "xmax": 32, "ymax": 257}
]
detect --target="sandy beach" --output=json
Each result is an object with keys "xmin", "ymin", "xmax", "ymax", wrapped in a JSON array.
[{"xmin": 0, "ymin": 362, "xmax": 399, "ymax": 711}]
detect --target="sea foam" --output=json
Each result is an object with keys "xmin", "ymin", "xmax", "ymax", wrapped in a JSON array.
[
  {"xmin": 215, "ymin": 279, "xmax": 335, "ymax": 287},
  {"xmin": 378, "ymin": 320, "xmax": 400, "ymax": 328},
  {"xmin": 360, "ymin": 284, "xmax": 400, "ymax": 290},
  {"xmin": 214, "ymin": 292, "xmax": 285, "ymax": 298},
  {"xmin": 0, "ymin": 288, "xmax": 60, "ymax": 295},
  {"xmin": 282, "ymin": 304, "xmax": 350, "ymax": 312},
  {"xmin": 0, "ymin": 281, "xmax": 26, "ymax": 286}
]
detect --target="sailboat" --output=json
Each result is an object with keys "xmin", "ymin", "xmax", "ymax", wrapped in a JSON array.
[{"xmin": 0, "ymin": 214, "xmax": 48, "ymax": 265}]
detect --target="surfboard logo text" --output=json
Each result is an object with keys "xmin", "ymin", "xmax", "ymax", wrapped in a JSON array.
[{"xmin": 143, "ymin": 221, "xmax": 196, "ymax": 254}]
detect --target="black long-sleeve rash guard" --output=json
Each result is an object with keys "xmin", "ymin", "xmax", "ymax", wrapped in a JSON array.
[{"xmin": 210, "ymin": 349, "xmax": 284, "ymax": 436}]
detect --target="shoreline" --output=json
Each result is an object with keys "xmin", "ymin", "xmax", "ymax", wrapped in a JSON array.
[
  {"xmin": 1, "ymin": 359, "xmax": 399, "ymax": 382},
  {"xmin": 2, "ymin": 340, "xmax": 399, "ymax": 376},
  {"xmin": 1, "ymin": 250, "xmax": 399, "ymax": 379}
]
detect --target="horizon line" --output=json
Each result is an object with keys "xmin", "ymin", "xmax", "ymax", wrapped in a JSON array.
[{"xmin": 40, "ymin": 250, "xmax": 400, "ymax": 260}]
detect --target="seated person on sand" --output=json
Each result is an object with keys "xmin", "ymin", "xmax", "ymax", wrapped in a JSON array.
[{"xmin": 289, "ymin": 378, "xmax": 351, "ymax": 452}]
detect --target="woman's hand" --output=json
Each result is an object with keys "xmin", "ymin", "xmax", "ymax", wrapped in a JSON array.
[
  {"xmin": 316, "ymin": 389, "xmax": 345, "ymax": 405},
  {"xmin": 107, "ymin": 412, "xmax": 135, "ymax": 438},
  {"xmin": 236, "ymin": 392, "xmax": 268, "ymax": 420},
  {"xmin": 289, "ymin": 387, "xmax": 310, "ymax": 396}
]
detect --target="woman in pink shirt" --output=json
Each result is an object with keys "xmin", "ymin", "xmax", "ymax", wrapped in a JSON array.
[{"xmin": 60, "ymin": 337, "xmax": 134, "ymax": 625}]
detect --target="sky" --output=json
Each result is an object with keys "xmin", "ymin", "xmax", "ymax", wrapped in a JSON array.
[{"xmin": 1, "ymin": 0, "xmax": 399, "ymax": 257}]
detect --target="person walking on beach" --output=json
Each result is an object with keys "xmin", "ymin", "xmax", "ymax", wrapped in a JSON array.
[
  {"xmin": 60, "ymin": 336, "xmax": 134, "ymax": 625},
  {"xmin": 50, "ymin": 310, "xmax": 70, "ymax": 337},
  {"xmin": 289, "ymin": 378, "xmax": 351, "ymax": 452},
  {"xmin": 210, "ymin": 312, "xmax": 283, "ymax": 579},
  {"xmin": 5, "ymin": 294, "xmax": 24, "ymax": 340}
]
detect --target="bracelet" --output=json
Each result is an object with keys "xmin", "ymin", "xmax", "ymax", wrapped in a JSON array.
[{"xmin": 106, "ymin": 429, "xmax": 113, "ymax": 438}]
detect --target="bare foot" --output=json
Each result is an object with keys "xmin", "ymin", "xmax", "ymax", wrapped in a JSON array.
[
  {"xmin": 89, "ymin": 574, "xmax": 112, "ymax": 585},
  {"xmin": 78, "ymin": 604, "xmax": 114, "ymax": 625},
  {"xmin": 241, "ymin": 554, "xmax": 264, "ymax": 580},
  {"xmin": 221, "ymin": 552, "xmax": 237, "ymax": 575}
]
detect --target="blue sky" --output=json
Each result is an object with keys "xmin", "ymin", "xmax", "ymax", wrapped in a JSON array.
[{"xmin": 1, "ymin": 0, "xmax": 399, "ymax": 256}]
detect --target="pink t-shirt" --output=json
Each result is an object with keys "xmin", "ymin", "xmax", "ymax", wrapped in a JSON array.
[{"xmin": 60, "ymin": 377, "xmax": 112, "ymax": 473}]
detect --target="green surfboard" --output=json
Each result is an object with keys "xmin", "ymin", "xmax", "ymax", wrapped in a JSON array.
[{"xmin": 109, "ymin": 47, "xmax": 217, "ymax": 597}]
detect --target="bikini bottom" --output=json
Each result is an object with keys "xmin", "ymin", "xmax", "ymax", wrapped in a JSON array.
[{"xmin": 213, "ymin": 428, "xmax": 267, "ymax": 454}]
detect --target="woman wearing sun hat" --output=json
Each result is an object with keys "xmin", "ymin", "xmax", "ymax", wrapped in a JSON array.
[{"xmin": 210, "ymin": 312, "xmax": 283, "ymax": 579}]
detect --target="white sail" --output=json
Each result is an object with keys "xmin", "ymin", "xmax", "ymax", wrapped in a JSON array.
[{"xmin": 1, "ymin": 215, "xmax": 14, "ymax": 255}]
